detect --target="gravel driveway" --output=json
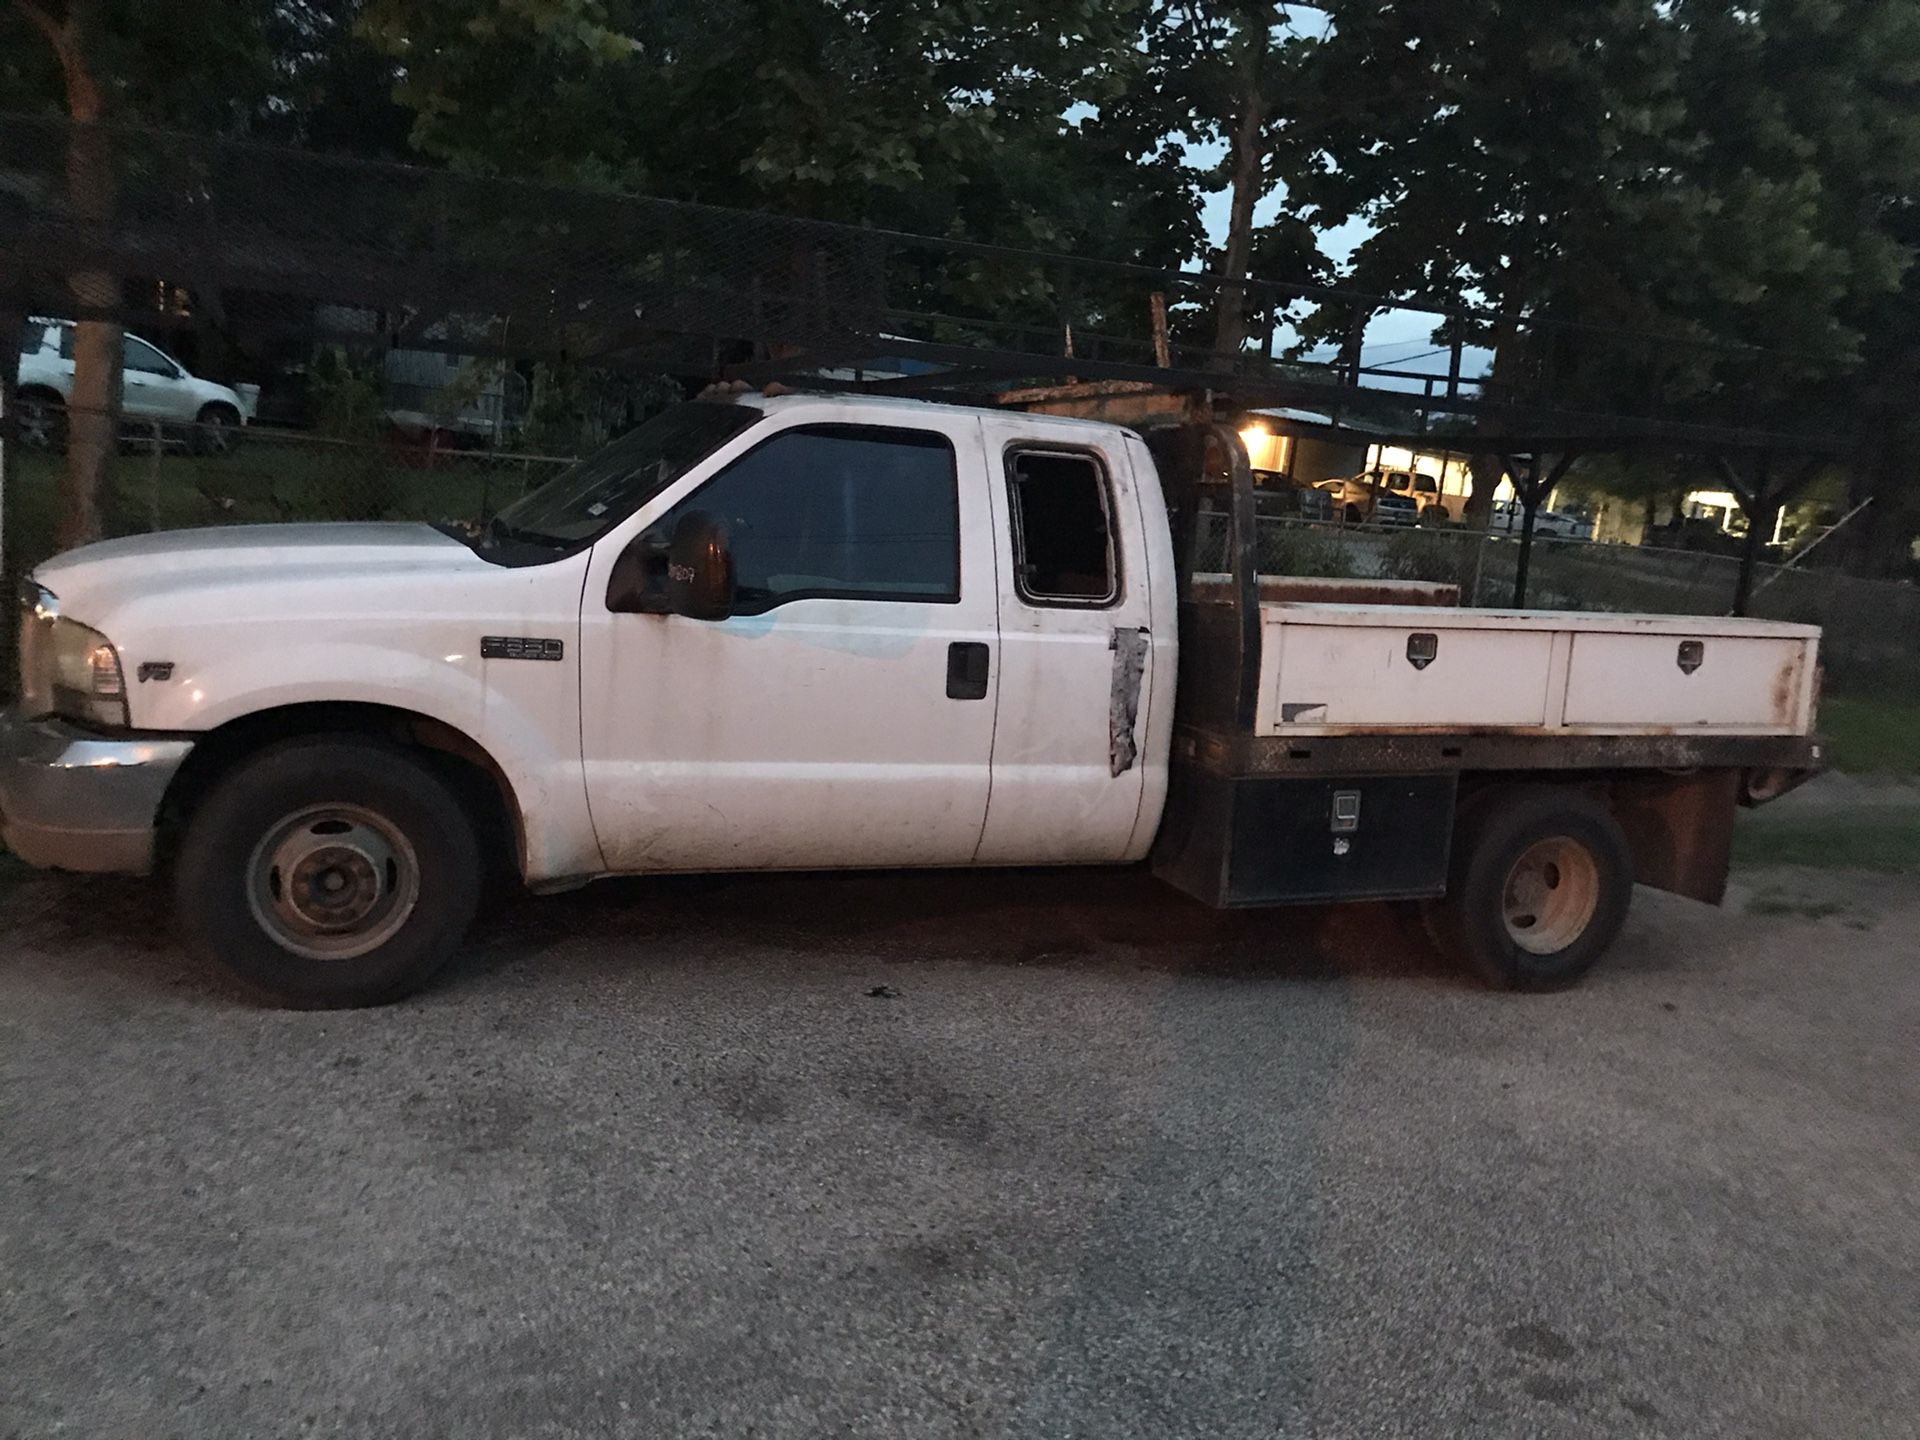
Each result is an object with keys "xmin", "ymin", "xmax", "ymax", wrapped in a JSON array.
[{"xmin": 2, "ymin": 864, "xmax": 1915, "ymax": 1439}]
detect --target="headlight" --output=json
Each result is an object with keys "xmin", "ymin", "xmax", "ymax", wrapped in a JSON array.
[{"xmin": 17, "ymin": 581, "xmax": 130, "ymax": 728}]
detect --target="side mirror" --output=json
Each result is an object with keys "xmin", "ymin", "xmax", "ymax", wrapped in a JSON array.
[
  {"xmin": 664, "ymin": 509, "xmax": 735, "ymax": 620},
  {"xmin": 606, "ymin": 510, "xmax": 735, "ymax": 619}
]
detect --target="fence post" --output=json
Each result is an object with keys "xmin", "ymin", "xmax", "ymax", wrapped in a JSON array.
[
  {"xmin": 148, "ymin": 421, "xmax": 165, "ymax": 531},
  {"xmin": 0, "ymin": 302, "xmax": 18, "ymax": 583}
]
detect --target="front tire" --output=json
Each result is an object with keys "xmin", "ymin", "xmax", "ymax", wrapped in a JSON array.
[
  {"xmin": 175, "ymin": 738, "xmax": 482, "ymax": 1006},
  {"xmin": 1424, "ymin": 787, "xmax": 1634, "ymax": 990},
  {"xmin": 17, "ymin": 390, "xmax": 67, "ymax": 451}
]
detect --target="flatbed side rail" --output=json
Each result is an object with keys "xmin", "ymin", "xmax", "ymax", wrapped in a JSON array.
[{"xmin": 1176, "ymin": 726, "xmax": 1825, "ymax": 785}]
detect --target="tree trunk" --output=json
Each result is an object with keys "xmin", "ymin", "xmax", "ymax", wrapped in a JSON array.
[
  {"xmin": 1, "ymin": 302, "xmax": 21, "ymax": 585},
  {"xmin": 19, "ymin": 0, "xmax": 123, "ymax": 549},
  {"xmin": 1210, "ymin": 26, "xmax": 1270, "ymax": 366},
  {"xmin": 1464, "ymin": 317, "xmax": 1521, "ymax": 527},
  {"xmin": 61, "ymin": 266, "xmax": 123, "ymax": 549}
]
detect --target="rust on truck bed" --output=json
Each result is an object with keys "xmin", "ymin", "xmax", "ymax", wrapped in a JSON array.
[{"xmin": 1180, "ymin": 726, "xmax": 1825, "ymax": 779}]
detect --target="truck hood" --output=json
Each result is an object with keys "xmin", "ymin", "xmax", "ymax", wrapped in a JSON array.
[{"xmin": 32, "ymin": 523, "xmax": 496, "ymax": 628}]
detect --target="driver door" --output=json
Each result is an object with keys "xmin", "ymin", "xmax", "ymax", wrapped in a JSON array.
[{"xmin": 578, "ymin": 412, "xmax": 1001, "ymax": 874}]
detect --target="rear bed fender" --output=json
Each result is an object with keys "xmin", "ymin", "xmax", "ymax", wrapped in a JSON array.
[{"xmin": 1605, "ymin": 770, "xmax": 1743, "ymax": 906}]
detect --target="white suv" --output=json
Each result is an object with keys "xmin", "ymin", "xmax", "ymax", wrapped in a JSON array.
[
  {"xmin": 1492, "ymin": 498, "xmax": 1595, "ymax": 541},
  {"xmin": 16, "ymin": 317, "xmax": 255, "ymax": 454}
]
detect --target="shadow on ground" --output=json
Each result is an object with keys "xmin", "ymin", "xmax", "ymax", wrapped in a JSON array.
[{"xmin": 4, "ymin": 863, "xmax": 1458, "ymax": 1007}]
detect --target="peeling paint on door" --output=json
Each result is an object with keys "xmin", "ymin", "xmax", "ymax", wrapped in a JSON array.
[{"xmin": 1109, "ymin": 627, "xmax": 1151, "ymax": 776}]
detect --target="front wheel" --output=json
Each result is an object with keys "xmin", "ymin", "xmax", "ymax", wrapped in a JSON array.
[
  {"xmin": 1423, "ymin": 787, "xmax": 1634, "ymax": 990},
  {"xmin": 175, "ymin": 738, "xmax": 482, "ymax": 1006}
]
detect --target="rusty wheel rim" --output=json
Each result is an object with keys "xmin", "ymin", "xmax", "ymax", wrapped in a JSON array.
[{"xmin": 1502, "ymin": 836, "xmax": 1601, "ymax": 956}]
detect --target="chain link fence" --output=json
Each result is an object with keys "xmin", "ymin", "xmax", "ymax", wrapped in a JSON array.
[
  {"xmin": 1, "ymin": 113, "xmax": 1904, "ymax": 705},
  {"xmin": 0, "ymin": 400, "xmax": 573, "ymax": 696},
  {"xmin": 7, "ymin": 406, "xmax": 1916, "ymax": 698}
]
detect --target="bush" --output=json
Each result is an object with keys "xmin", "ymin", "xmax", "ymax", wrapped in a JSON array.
[
  {"xmin": 1257, "ymin": 521, "xmax": 1360, "ymax": 578},
  {"xmin": 307, "ymin": 348, "xmax": 398, "ymax": 520},
  {"xmin": 1378, "ymin": 529, "xmax": 1482, "ymax": 590}
]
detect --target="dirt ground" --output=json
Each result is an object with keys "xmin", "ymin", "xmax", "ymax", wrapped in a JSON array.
[{"xmin": 2, "ymin": 837, "xmax": 1916, "ymax": 1439}]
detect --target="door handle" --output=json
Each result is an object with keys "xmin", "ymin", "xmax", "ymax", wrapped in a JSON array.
[{"xmin": 946, "ymin": 641, "xmax": 990, "ymax": 700}]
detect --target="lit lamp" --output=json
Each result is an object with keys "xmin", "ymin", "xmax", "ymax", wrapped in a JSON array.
[{"xmin": 1239, "ymin": 422, "xmax": 1283, "ymax": 473}]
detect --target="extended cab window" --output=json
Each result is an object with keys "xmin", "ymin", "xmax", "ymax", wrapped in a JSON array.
[
  {"xmin": 19, "ymin": 320, "xmax": 45, "ymax": 356},
  {"xmin": 1007, "ymin": 448, "xmax": 1117, "ymax": 605},
  {"xmin": 659, "ymin": 424, "xmax": 959, "ymax": 612}
]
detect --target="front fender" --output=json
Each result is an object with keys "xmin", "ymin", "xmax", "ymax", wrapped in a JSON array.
[{"xmin": 135, "ymin": 636, "xmax": 600, "ymax": 885}]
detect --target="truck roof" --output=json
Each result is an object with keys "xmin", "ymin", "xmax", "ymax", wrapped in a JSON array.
[{"xmin": 738, "ymin": 389, "xmax": 1133, "ymax": 437}]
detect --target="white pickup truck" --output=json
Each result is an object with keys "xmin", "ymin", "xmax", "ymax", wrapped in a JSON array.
[{"xmin": 2, "ymin": 393, "xmax": 1822, "ymax": 1006}]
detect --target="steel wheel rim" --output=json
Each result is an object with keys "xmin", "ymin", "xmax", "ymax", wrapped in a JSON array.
[
  {"xmin": 1502, "ymin": 836, "xmax": 1601, "ymax": 955},
  {"xmin": 20, "ymin": 399, "xmax": 58, "ymax": 449},
  {"xmin": 247, "ymin": 803, "xmax": 420, "ymax": 960}
]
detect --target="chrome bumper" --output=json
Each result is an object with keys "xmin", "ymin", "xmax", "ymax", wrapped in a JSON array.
[{"xmin": 0, "ymin": 713, "xmax": 194, "ymax": 874}]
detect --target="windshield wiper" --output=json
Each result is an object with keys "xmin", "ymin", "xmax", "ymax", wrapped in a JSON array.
[{"xmin": 487, "ymin": 514, "xmax": 570, "ymax": 549}]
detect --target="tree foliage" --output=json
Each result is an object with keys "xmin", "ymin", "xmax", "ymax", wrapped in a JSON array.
[{"xmin": 4, "ymin": 0, "xmax": 1918, "ymax": 570}]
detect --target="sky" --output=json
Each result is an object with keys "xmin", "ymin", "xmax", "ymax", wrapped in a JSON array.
[{"xmin": 1185, "ymin": 4, "xmax": 1483, "ymax": 369}]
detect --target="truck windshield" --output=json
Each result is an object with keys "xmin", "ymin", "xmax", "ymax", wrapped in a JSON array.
[{"xmin": 491, "ymin": 401, "xmax": 763, "ymax": 547}]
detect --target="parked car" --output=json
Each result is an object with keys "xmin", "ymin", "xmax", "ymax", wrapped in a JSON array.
[
  {"xmin": 15, "ymin": 316, "xmax": 256, "ymax": 454},
  {"xmin": 1375, "ymin": 468, "xmax": 1456, "ymax": 523},
  {"xmin": 1315, "ymin": 471, "xmax": 1421, "ymax": 526},
  {"xmin": 1254, "ymin": 469, "xmax": 1334, "ymax": 523},
  {"xmin": 0, "ymin": 395, "xmax": 1823, "ymax": 1006},
  {"xmin": 1491, "ymin": 499, "xmax": 1594, "ymax": 541}
]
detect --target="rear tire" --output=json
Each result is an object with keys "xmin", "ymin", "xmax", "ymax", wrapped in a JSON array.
[
  {"xmin": 1423, "ymin": 786, "xmax": 1634, "ymax": 990},
  {"xmin": 17, "ymin": 389, "xmax": 66, "ymax": 451},
  {"xmin": 175, "ymin": 738, "xmax": 481, "ymax": 1007}
]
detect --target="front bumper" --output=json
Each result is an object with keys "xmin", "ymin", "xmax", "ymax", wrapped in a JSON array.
[{"xmin": 0, "ymin": 713, "xmax": 194, "ymax": 874}]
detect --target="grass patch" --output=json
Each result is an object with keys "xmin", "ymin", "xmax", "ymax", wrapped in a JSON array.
[
  {"xmin": 1819, "ymin": 693, "xmax": 1920, "ymax": 777},
  {"xmin": 1733, "ymin": 812, "xmax": 1920, "ymax": 872}
]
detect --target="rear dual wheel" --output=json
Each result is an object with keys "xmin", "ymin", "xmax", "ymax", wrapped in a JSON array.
[{"xmin": 1424, "ymin": 787, "xmax": 1634, "ymax": 990}]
